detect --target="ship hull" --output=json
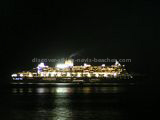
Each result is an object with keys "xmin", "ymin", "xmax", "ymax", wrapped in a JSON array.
[{"xmin": 12, "ymin": 77, "xmax": 135, "ymax": 85}]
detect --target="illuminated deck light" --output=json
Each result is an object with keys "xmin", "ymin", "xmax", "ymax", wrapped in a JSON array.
[
  {"xmin": 87, "ymin": 73, "xmax": 91, "ymax": 77},
  {"xmin": 29, "ymin": 73, "xmax": 33, "ymax": 77},
  {"xmin": 38, "ymin": 62, "xmax": 45, "ymax": 68},
  {"xmin": 102, "ymin": 64, "xmax": 105, "ymax": 67},
  {"xmin": 57, "ymin": 72, "xmax": 61, "ymax": 77},
  {"xmin": 65, "ymin": 59, "xmax": 74, "ymax": 67},
  {"xmin": 84, "ymin": 63, "xmax": 91, "ymax": 67},
  {"xmin": 40, "ymin": 73, "xmax": 44, "ymax": 77},
  {"xmin": 51, "ymin": 72, "xmax": 56, "ymax": 77},
  {"xmin": 104, "ymin": 73, "xmax": 108, "ymax": 77},
  {"xmin": 67, "ymin": 72, "xmax": 71, "ymax": 77},
  {"xmin": 56, "ymin": 64, "xmax": 67, "ymax": 69},
  {"xmin": 95, "ymin": 73, "xmax": 99, "ymax": 77},
  {"xmin": 12, "ymin": 74, "xmax": 17, "ymax": 77},
  {"xmin": 77, "ymin": 73, "xmax": 81, "ymax": 77},
  {"xmin": 20, "ymin": 74, "xmax": 23, "ymax": 77},
  {"xmin": 113, "ymin": 73, "xmax": 117, "ymax": 77}
]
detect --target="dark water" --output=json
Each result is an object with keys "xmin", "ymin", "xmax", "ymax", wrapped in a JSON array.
[{"xmin": 1, "ymin": 81, "xmax": 158, "ymax": 120}]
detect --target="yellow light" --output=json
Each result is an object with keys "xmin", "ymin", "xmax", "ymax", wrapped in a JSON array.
[
  {"xmin": 51, "ymin": 72, "xmax": 56, "ymax": 77},
  {"xmin": 87, "ymin": 73, "xmax": 91, "ymax": 77},
  {"xmin": 67, "ymin": 72, "xmax": 71, "ymax": 77},
  {"xmin": 56, "ymin": 64, "xmax": 67, "ymax": 69},
  {"xmin": 20, "ymin": 74, "xmax": 23, "ymax": 77},
  {"xmin": 84, "ymin": 63, "xmax": 91, "ymax": 67},
  {"xmin": 65, "ymin": 59, "xmax": 74, "ymax": 67},
  {"xmin": 95, "ymin": 73, "xmax": 99, "ymax": 77},
  {"xmin": 57, "ymin": 72, "xmax": 61, "ymax": 77},
  {"xmin": 104, "ymin": 73, "xmax": 108, "ymax": 77},
  {"xmin": 41, "ymin": 73, "xmax": 44, "ymax": 77},
  {"xmin": 29, "ymin": 73, "xmax": 33, "ymax": 77},
  {"xmin": 77, "ymin": 73, "xmax": 81, "ymax": 77},
  {"xmin": 46, "ymin": 73, "xmax": 49, "ymax": 77}
]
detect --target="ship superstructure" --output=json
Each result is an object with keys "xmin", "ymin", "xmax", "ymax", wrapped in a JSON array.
[{"xmin": 11, "ymin": 59, "xmax": 132, "ymax": 82}]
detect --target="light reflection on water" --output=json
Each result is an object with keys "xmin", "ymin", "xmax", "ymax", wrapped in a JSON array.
[
  {"xmin": 12, "ymin": 86, "xmax": 125, "ymax": 94},
  {"xmin": 11, "ymin": 86, "xmax": 127, "ymax": 120}
]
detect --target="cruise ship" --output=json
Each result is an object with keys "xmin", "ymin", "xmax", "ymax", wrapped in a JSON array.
[{"xmin": 11, "ymin": 59, "xmax": 133, "ymax": 83}]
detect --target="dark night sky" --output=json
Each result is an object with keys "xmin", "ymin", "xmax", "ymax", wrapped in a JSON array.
[{"xmin": 1, "ymin": 0, "xmax": 158, "ymax": 83}]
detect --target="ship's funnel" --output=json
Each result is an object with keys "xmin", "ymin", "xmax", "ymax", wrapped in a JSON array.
[
  {"xmin": 56, "ymin": 59, "xmax": 74, "ymax": 69},
  {"xmin": 37, "ymin": 63, "xmax": 45, "ymax": 68},
  {"xmin": 65, "ymin": 59, "xmax": 74, "ymax": 67},
  {"xmin": 115, "ymin": 60, "xmax": 121, "ymax": 66}
]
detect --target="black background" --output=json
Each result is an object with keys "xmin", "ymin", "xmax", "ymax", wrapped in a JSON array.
[{"xmin": 0, "ymin": 1, "xmax": 159, "ymax": 120}]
